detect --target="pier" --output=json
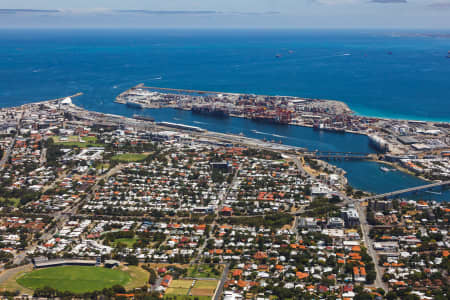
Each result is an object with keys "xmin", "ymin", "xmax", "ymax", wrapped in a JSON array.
[{"xmin": 361, "ymin": 180, "xmax": 450, "ymax": 201}]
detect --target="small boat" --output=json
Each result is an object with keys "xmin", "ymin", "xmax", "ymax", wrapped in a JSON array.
[
  {"xmin": 425, "ymin": 191, "xmax": 442, "ymax": 195},
  {"xmin": 380, "ymin": 167, "xmax": 390, "ymax": 172},
  {"xmin": 275, "ymin": 54, "xmax": 282, "ymax": 58}
]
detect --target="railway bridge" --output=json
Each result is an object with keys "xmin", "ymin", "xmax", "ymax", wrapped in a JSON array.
[{"xmin": 304, "ymin": 151, "xmax": 372, "ymax": 160}]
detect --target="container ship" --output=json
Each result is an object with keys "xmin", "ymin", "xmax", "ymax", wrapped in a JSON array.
[
  {"xmin": 250, "ymin": 109, "xmax": 292, "ymax": 125},
  {"xmin": 192, "ymin": 105, "xmax": 229, "ymax": 118}
]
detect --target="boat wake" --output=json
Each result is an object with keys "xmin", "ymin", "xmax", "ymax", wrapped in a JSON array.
[
  {"xmin": 251, "ymin": 130, "xmax": 287, "ymax": 138},
  {"xmin": 192, "ymin": 121, "xmax": 208, "ymax": 125}
]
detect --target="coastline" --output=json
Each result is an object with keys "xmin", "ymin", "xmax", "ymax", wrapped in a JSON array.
[
  {"xmin": 353, "ymin": 107, "xmax": 450, "ymax": 124},
  {"xmin": 369, "ymin": 159, "xmax": 432, "ymax": 182},
  {"xmin": 4, "ymin": 94, "xmax": 449, "ymax": 201}
]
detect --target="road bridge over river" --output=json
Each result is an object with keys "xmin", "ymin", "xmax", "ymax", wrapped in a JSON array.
[
  {"xmin": 361, "ymin": 180, "xmax": 450, "ymax": 201},
  {"xmin": 304, "ymin": 151, "xmax": 373, "ymax": 160}
]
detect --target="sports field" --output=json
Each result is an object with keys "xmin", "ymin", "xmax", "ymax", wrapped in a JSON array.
[
  {"xmin": 52, "ymin": 136, "xmax": 102, "ymax": 147},
  {"xmin": 17, "ymin": 266, "xmax": 131, "ymax": 293},
  {"xmin": 111, "ymin": 153, "xmax": 148, "ymax": 162},
  {"xmin": 165, "ymin": 280, "xmax": 193, "ymax": 297},
  {"xmin": 190, "ymin": 280, "xmax": 217, "ymax": 297}
]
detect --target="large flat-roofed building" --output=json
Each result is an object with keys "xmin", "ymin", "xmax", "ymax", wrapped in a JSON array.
[
  {"xmin": 369, "ymin": 200, "xmax": 393, "ymax": 212},
  {"xmin": 341, "ymin": 208, "xmax": 360, "ymax": 227},
  {"xmin": 397, "ymin": 136, "xmax": 419, "ymax": 145},
  {"xmin": 33, "ymin": 258, "xmax": 97, "ymax": 269}
]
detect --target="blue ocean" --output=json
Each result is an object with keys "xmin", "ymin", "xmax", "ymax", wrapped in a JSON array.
[
  {"xmin": 1, "ymin": 29, "xmax": 449, "ymax": 121},
  {"xmin": 0, "ymin": 29, "xmax": 449, "ymax": 199}
]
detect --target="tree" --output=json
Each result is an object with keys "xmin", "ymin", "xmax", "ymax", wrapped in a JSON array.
[
  {"xmin": 125, "ymin": 255, "xmax": 139, "ymax": 266},
  {"xmin": 354, "ymin": 292, "xmax": 373, "ymax": 300},
  {"xmin": 385, "ymin": 291, "xmax": 398, "ymax": 300}
]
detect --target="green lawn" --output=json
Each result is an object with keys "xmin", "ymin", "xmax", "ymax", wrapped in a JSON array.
[
  {"xmin": 111, "ymin": 153, "xmax": 148, "ymax": 162},
  {"xmin": 0, "ymin": 197, "xmax": 20, "ymax": 207},
  {"xmin": 165, "ymin": 287, "xmax": 189, "ymax": 296},
  {"xmin": 119, "ymin": 265, "xmax": 149, "ymax": 290},
  {"xmin": 17, "ymin": 266, "xmax": 131, "ymax": 293},
  {"xmin": 52, "ymin": 136, "xmax": 103, "ymax": 148},
  {"xmin": 170, "ymin": 280, "xmax": 194, "ymax": 289},
  {"xmin": 164, "ymin": 296, "xmax": 211, "ymax": 300},
  {"xmin": 186, "ymin": 264, "xmax": 222, "ymax": 279},
  {"xmin": 114, "ymin": 237, "xmax": 138, "ymax": 248},
  {"xmin": 95, "ymin": 163, "xmax": 110, "ymax": 171},
  {"xmin": 193, "ymin": 280, "xmax": 218, "ymax": 289}
]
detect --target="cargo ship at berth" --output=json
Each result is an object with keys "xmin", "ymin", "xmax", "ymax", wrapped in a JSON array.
[
  {"xmin": 133, "ymin": 114, "xmax": 154, "ymax": 122},
  {"xmin": 251, "ymin": 115, "xmax": 291, "ymax": 125},
  {"xmin": 126, "ymin": 101, "xmax": 144, "ymax": 109},
  {"xmin": 192, "ymin": 105, "xmax": 229, "ymax": 118},
  {"xmin": 250, "ymin": 109, "xmax": 292, "ymax": 125},
  {"xmin": 313, "ymin": 124, "xmax": 346, "ymax": 134}
]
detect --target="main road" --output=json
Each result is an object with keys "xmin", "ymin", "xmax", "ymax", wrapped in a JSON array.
[
  {"xmin": 354, "ymin": 201, "xmax": 387, "ymax": 291},
  {"xmin": 0, "ymin": 112, "xmax": 23, "ymax": 170}
]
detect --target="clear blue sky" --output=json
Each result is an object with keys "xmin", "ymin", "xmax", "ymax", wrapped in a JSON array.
[{"xmin": 0, "ymin": 0, "xmax": 449, "ymax": 29}]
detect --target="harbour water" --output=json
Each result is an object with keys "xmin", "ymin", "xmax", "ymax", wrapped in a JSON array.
[
  {"xmin": 0, "ymin": 29, "xmax": 449, "ymax": 200},
  {"xmin": 115, "ymin": 107, "xmax": 450, "ymax": 201}
]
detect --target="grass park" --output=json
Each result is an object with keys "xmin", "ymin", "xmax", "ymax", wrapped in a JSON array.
[
  {"xmin": 165, "ymin": 279, "xmax": 217, "ymax": 299},
  {"xmin": 189, "ymin": 280, "xmax": 218, "ymax": 298},
  {"xmin": 52, "ymin": 136, "xmax": 103, "ymax": 148},
  {"xmin": 186, "ymin": 264, "xmax": 222, "ymax": 279},
  {"xmin": 113, "ymin": 237, "xmax": 138, "ymax": 248},
  {"xmin": 111, "ymin": 153, "xmax": 149, "ymax": 162},
  {"xmin": 16, "ymin": 266, "xmax": 131, "ymax": 294},
  {"xmin": 0, "ymin": 196, "xmax": 20, "ymax": 207},
  {"xmin": 164, "ymin": 296, "xmax": 212, "ymax": 300}
]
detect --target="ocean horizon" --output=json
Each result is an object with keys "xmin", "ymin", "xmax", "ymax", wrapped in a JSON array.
[
  {"xmin": 0, "ymin": 28, "xmax": 449, "ymax": 122},
  {"xmin": 1, "ymin": 28, "xmax": 449, "ymax": 199}
]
